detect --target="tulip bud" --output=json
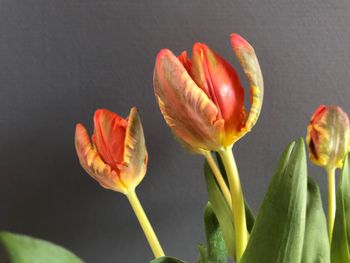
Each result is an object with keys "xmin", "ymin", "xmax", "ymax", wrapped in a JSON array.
[
  {"xmin": 153, "ymin": 33, "xmax": 263, "ymax": 153},
  {"xmin": 306, "ymin": 105, "xmax": 350, "ymax": 169},
  {"xmin": 75, "ymin": 107, "xmax": 147, "ymax": 194}
]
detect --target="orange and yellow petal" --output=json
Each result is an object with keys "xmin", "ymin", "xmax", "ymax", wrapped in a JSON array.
[
  {"xmin": 75, "ymin": 123, "xmax": 128, "ymax": 194},
  {"xmin": 153, "ymin": 48, "xmax": 225, "ymax": 152},
  {"xmin": 117, "ymin": 107, "xmax": 148, "ymax": 191},
  {"xmin": 231, "ymin": 33, "xmax": 264, "ymax": 141}
]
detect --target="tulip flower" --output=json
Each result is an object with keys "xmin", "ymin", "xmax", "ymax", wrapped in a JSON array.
[
  {"xmin": 75, "ymin": 107, "xmax": 164, "ymax": 258},
  {"xmin": 306, "ymin": 105, "xmax": 350, "ymax": 170},
  {"xmin": 306, "ymin": 105, "xmax": 350, "ymax": 241},
  {"xmin": 75, "ymin": 107, "xmax": 147, "ymax": 194},
  {"xmin": 153, "ymin": 33, "xmax": 263, "ymax": 153},
  {"xmin": 153, "ymin": 33, "xmax": 263, "ymax": 261}
]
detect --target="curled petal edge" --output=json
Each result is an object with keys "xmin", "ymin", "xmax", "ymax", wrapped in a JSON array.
[{"xmin": 231, "ymin": 33, "xmax": 264, "ymax": 141}]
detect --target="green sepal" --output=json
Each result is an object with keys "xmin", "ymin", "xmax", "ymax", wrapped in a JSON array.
[
  {"xmin": 0, "ymin": 231, "xmax": 84, "ymax": 263},
  {"xmin": 331, "ymin": 153, "xmax": 350, "ymax": 263},
  {"xmin": 203, "ymin": 159, "xmax": 254, "ymax": 260},
  {"xmin": 301, "ymin": 177, "xmax": 330, "ymax": 263},
  {"xmin": 150, "ymin": 257, "xmax": 187, "ymax": 263},
  {"xmin": 240, "ymin": 138, "xmax": 307, "ymax": 263}
]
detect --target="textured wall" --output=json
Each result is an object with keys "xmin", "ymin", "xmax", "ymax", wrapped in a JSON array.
[{"xmin": 1, "ymin": 0, "xmax": 350, "ymax": 262}]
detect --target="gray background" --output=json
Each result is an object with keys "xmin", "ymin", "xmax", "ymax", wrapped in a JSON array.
[{"xmin": 1, "ymin": 0, "xmax": 350, "ymax": 262}]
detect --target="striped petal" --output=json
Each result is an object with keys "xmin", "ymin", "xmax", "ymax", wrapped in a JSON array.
[
  {"xmin": 231, "ymin": 33, "xmax": 264, "ymax": 140},
  {"xmin": 75, "ymin": 123, "xmax": 128, "ymax": 194},
  {"xmin": 117, "ymin": 107, "xmax": 148, "ymax": 190},
  {"xmin": 154, "ymin": 49, "xmax": 225, "ymax": 152}
]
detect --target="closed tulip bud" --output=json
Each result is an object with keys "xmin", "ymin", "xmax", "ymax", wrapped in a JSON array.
[
  {"xmin": 153, "ymin": 33, "xmax": 263, "ymax": 154},
  {"xmin": 75, "ymin": 107, "xmax": 147, "ymax": 194},
  {"xmin": 306, "ymin": 105, "xmax": 350, "ymax": 170}
]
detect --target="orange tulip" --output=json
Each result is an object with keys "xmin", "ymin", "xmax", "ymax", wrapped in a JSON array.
[
  {"xmin": 75, "ymin": 107, "xmax": 147, "ymax": 194},
  {"xmin": 153, "ymin": 33, "xmax": 263, "ymax": 153}
]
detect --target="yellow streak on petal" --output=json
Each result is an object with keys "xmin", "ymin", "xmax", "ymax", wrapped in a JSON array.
[
  {"xmin": 75, "ymin": 123, "xmax": 127, "ymax": 194},
  {"xmin": 118, "ymin": 107, "xmax": 147, "ymax": 190},
  {"xmin": 231, "ymin": 34, "xmax": 264, "ymax": 141},
  {"xmin": 154, "ymin": 49, "xmax": 225, "ymax": 152}
]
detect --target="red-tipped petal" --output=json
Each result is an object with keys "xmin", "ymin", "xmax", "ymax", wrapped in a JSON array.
[
  {"xmin": 154, "ymin": 48, "xmax": 225, "ymax": 151},
  {"xmin": 93, "ymin": 109, "xmax": 128, "ymax": 171},
  {"xmin": 75, "ymin": 123, "xmax": 127, "ymax": 193}
]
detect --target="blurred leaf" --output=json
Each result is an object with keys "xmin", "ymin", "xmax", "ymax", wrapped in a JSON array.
[
  {"xmin": 150, "ymin": 257, "xmax": 187, "ymax": 263},
  {"xmin": 331, "ymin": 153, "xmax": 350, "ymax": 263},
  {"xmin": 301, "ymin": 177, "xmax": 330, "ymax": 263},
  {"xmin": 196, "ymin": 244, "xmax": 207, "ymax": 263},
  {"xmin": 203, "ymin": 160, "xmax": 254, "ymax": 260},
  {"xmin": 0, "ymin": 231, "xmax": 84, "ymax": 263},
  {"xmin": 203, "ymin": 203, "xmax": 227, "ymax": 263},
  {"xmin": 240, "ymin": 138, "xmax": 307, "ymax": 263}
]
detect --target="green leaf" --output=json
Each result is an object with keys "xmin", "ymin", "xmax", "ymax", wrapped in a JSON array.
[
  {"xmin": 203, "ymin": 160, "xmax": 254, "ymax": 260},
  {"xmin": 203, "ymin": 203, "xmax": 227, "ymax": 263},
  {"xmin": 331, "ymin": 153, "xmax": 350, "ymax": 263},
  {"xmin": 240, "ymin": 138, "xmax": 308, "ymax": 263},
  {"xmin": 301, "ymin": 177, "xmax": 330, "ymax": 263},
  {"xmin": 150, "ymin": 257, "xmax": 187, "ymax": 263},
  {"xmin": 0, "ymin": 231, "xmax": 84, "ymax": 263}
]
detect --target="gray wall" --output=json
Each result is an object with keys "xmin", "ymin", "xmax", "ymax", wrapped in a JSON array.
[{"xmin": 1, "ymin": 0, "xmax": 350, "ymax": 262}]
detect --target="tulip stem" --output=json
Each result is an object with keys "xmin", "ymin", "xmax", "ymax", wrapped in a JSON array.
[
  {"xmin": 326, "ymin": 167, "xmax": 336, "ymax": 243},
  {"xmin": 126, "ymin": 190, "xmax": 165, "ymax": 259},
  {"xmin": 204, "ymin": 151, "xmax": 232, "ymax": 209},
  {"xmin": 218, "ymin": 147, "xmax": 248, "ymax": 262}
]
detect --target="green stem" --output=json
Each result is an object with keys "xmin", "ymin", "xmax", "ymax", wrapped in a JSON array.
[
  {"xmin": 126, "ymin": 190, "xmax": 165, "ymax": 258},
  {"xmin": 326, "ymin": 167, "xmax": 336, "ymax": 243},
  {"xmin": 218, "ymin": 147, "xmax": 248, "ymax": 262},
  {"xmin": 203, "ymin": 151, "xmax": 232, "ymax": 209}
]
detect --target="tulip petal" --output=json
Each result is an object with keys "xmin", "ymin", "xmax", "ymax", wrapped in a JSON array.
[
  {"xmin": 231, "ymin": 33, "xmax": 264, "ymax": 137},
  {"xmin": 75, "ymin": 123, "xmax": 128, "ymax": 193},
  {"xmin": 93, "ymin": 109, "xmax": 128, "ymax": 171},
  {"xmin": 178, "ymin": 51, "xmax": 192, "ymax": 74},
  {"xmin": 154, "ymin": 49, "xmax": 225, "ymax": 151},
  {"xmin": 118, "ymin": 107, "xmax": 148, "ymax": 190},
  {"xmin": 191, "ymin": 43, "xmax": 245, "ymax": 139}
]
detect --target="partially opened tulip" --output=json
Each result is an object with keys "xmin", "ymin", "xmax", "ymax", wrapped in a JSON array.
[
  {"xmin": 154, "ymin": 33, "xmax": 263, "ymax": 153},
  {"xmin": 306, "ymin": 105, "xmax": 350, "ymax": 241},
  {"xmin": 75, "ymin": 107, "xmax": 164, "ymax": 258},
  {"xmin": 153, "ymin": 33, "xmax": 263, "ymax": 261},
  {"xmin": 75, "ymin": 107, "xmax": 147, "ymax": 194}
]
